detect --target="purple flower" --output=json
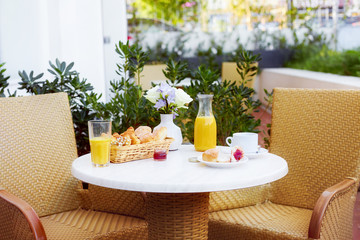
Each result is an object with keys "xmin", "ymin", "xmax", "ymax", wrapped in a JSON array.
[
  {"xmin": 173, "ymin": 108, "xmax": 179, "ymax": 118},
  {"xmin": 158, "ymin": 82, "xmax": 175, "ymax": 104},
  {"xmin": 158, "ymin": 82, "xmax": 172, "ymax": 94},
  {"xmin": 145, "ymin": 82, "xmax": 192, "ymax": 116},
  {"xmin": 154, "ymin": 99, "xmax": 166, "ymax": 110},
  {"xmin": 167, "ymin": 90, "xmax": 176, "ymax": 103}
]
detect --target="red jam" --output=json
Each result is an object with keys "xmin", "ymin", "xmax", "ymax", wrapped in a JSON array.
[
  {"xmin": 233, "ymin": 149, "xmax": 243, "ymax": 161},
  {"xmin": 153, "ymin": 149, "xmax": 167, "ymax": 161}
]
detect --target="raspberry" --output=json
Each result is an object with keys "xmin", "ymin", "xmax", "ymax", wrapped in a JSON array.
[{"xmin": 233, "ymin": 149, "xmax": 243, "ymax": 161}]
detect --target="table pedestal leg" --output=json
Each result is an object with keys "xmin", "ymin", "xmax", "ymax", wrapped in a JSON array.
[{"xmin": 147, "ymin": 192, "xmax": 210, "ymax": 240}]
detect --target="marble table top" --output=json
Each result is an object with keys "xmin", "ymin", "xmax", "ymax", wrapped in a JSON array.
[{"xmin": 72, "ymin": 145, "xmax": 288, "ymax": 193}]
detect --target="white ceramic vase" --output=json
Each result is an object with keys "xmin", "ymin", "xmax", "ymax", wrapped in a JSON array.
[{"xmin": 154, "ymin": 113, "xmax": 182, "ymax": 151}]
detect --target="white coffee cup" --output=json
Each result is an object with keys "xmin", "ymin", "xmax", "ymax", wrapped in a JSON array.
[{"xmin": 226, "ymin": 132, "xmax": 258, "ymax": 154}]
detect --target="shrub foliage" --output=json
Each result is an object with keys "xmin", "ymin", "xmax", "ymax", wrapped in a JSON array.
[{"xmin": 0, "ymin": 42, "xmax": 264, "ymax": 155}]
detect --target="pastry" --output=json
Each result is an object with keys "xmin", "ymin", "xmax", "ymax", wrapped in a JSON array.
[
  {"xmin": 126, "ymin": 127, "xmax": 135, "ymax": 134},
  {"xmin": 135, "ymin": 126, "xmax": 152, "ymax": 137},
  {"xmin": 120, "ymin": 133, "xmax": 132, "ymax": 146},
  {"xmin": 112, "ymin": 132, "xmax": 120, "ymax": 138},
  {"xmin": 131, "ymin": 136, "xmax": 141, "ymax": 145},
  {"xmin": 230, "ymin": 146, "xmax": 244, "ymax": 162},
  {"xmin": 202, "ymin": 148, "xmax": 219, "ymax": 162},
  {"xmin": 120, "ymin": 127, "xmax": 140, "ymax": 145},
  {"xmin": 123, "ymin": 136, "xmax": 132, "ymax": 146},
  {"xmin": 111, "ymin": 135, "xmax": 130, "ymax": 146},
  {"xmin": 153, "ymin": 127, "xmax": 167, "ymax": 141},
  {"xmin": 128, "ymin": 130, "xmax": 141, "ymax": 145},
  {"xmin": 111, "ymin": 136, "xmax": 118, "ymax": 146},
  {"xmin": 139, "ymin": 132, "xmax": 154, "ymax": 143}
]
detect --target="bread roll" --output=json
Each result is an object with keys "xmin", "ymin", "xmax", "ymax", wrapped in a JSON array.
[
  {"xmin": 202, "ymin": 148, "xmax": 219, "ymax": 162},
  {"xmin": 153, "ymin": 127, "xmax": 167, "ymax": 141},
  {"xmin": 135, "ymin": 126, "xmax": 152, "ymax": 137},
  {"xmin": 139, "ymin": 132, "xmax": 154, "ymax": 143}
]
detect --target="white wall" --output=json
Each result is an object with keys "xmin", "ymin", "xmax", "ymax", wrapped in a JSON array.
[
  {"xmin": 101, "ymin": 0, "xmax": 128, "ymax": 101},
  {"xmin": 57, "ymin": 0, "xmax": 106, "ymax": 98},
  {"xmin": 0, "ymin": 0, "xmax": 50, "ymax": 82},
  {"xmin": 258, "ymin": 68, "xmax": 360, "ymax": 104},
  {"xmin": 0, "ymin": 0, "xmax": 127, "ymax": 100}
]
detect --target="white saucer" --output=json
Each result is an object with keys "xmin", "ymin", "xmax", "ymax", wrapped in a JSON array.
[
  {"xmin": 197, "ymin": 155, "xmax": 249, "ymax": 168},
  {"xmin": 245, "ymin": 148, "xmax": 269, "ymax": 159}
]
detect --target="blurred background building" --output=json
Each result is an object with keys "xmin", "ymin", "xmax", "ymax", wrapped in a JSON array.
[{"xmin": 1, "ymin": 0, "xmax": 359, "ymax": 99}]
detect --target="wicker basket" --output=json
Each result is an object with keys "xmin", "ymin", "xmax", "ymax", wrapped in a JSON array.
[{"xmin": 110, "ymin": 137, "xmax": 174, "ymax": 163}]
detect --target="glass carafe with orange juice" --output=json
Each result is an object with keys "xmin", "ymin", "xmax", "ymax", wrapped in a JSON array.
[{"xmin": 194, "ymin": 94, "xmax": 217, "ymax": 151}]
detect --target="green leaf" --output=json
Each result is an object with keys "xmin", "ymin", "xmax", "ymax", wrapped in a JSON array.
[
  {"xmin": 49, "ymin": 61, "xmax": 57, "ymax": 72},
  {"xmin": 65, "ymin": 62, "xmax": 75, "ymax": 74},
  {"xmin": 48, "ymin": 69, "xmax": 57, "ymax": 75},
  {"xmin": 60, "ymin": 61, "xmax": 66, "ymax": 72}
]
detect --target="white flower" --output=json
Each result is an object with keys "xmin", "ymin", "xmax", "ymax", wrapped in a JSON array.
[
  {"xmin": 175, "ymin": 88, "xmax": 193, "ymax": 108},
  {"xmin": 144, "ymin": 86, "xmax": 160, "ymax": 104}
]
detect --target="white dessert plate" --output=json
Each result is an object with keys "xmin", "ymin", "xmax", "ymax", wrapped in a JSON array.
[
  {"xmin": 245, "ymin": 148, "xmax": 269, "ymax": 159},
  {"xmin": 197, "ymin": 155, "xmax": 248, "ymax": 168}
]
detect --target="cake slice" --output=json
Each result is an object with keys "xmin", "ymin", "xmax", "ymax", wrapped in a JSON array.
[{"xmin": 230, "ymin": 146, "xmax": 245, "ymax": 162}]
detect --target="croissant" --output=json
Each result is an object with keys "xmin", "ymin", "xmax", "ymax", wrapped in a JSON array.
[
  {"xmin": 129, "ymin": 129, "xmax": 141, "ymax": 145},
  {"xmin": 131, "ymin": 135, "xmax": 141, "ymax": 145},
  {"xmin": 126, "ymin": 127, "xmax": 135, "ymax": 134}
]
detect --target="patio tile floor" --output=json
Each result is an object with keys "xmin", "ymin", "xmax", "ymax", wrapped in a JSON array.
[{"xmin": 253, "ymin": 107, "xmax": 360, "ymax": 240}]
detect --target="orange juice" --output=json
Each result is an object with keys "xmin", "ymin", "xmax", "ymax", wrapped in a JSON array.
[
  {"xmin": 90, "ymin": 137, "xmax": 111, "ymax": 165},
  {"xmin": 194, "ymin": 116, "xmax": 217, "ymax": 151}
]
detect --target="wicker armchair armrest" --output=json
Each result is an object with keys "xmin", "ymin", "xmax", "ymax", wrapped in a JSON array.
[
  {"xmin": 0, "ymin": 190, "xmax": 46, "ymax": 240},
  {"xmin": 308, "ymin": 178, "xmax": 358, "ymax": 239}
]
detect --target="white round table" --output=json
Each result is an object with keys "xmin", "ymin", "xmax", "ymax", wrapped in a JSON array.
[{"xmin": 72, "ymin": 145, "xmax": 288, "ymax": 240}]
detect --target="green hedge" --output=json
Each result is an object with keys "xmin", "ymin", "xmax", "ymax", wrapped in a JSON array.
[{"xmin": 286, "ymin": 45, "xmax": 360, "ymax": 77}]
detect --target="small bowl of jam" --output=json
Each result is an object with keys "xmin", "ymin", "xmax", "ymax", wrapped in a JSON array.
[{"xmin": 153, "ymin": 149, "xmax": 167, "ymax": 161}]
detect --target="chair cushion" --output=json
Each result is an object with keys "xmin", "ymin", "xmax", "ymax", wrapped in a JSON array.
[
  {"xmin": 209, "ymin": 184, "xmax": 270, "ymax": 212},
  {"xmin": 77, "ymin": 183, "xmax": 146, "ymax": 219},
  {"xmin": 40, "ymin": 209, "xmax": 146, "ymax": 240},
  {"xmin": 208, "ymin": 202, "xmax": 312, "ymax": 240}
]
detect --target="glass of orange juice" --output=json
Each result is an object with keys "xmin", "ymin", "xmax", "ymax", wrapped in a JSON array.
[
  {"xmin": 194, "ymin": 94, "xmax": 217, "ymax": 151},
  {"xmin": 88, "ymin": 120, "xmax": 112, "ymax": 167}
]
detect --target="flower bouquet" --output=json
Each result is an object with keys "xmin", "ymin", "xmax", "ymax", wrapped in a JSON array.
[
  {"xmin": 144, "ymin": 82, "xmax": 192, "ymax": 150},
  {"xmin": 144, "ymin": 82, "xmax": 193, "ymax": 116}
]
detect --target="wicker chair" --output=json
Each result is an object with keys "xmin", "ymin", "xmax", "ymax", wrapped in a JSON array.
[
  {"xmin": 208, "ymin": 88, "xmax": 360, "ymax": 240},
  {"xmin": 0, "ymin": 93, "xmax": 147, "ymax": 240}
]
